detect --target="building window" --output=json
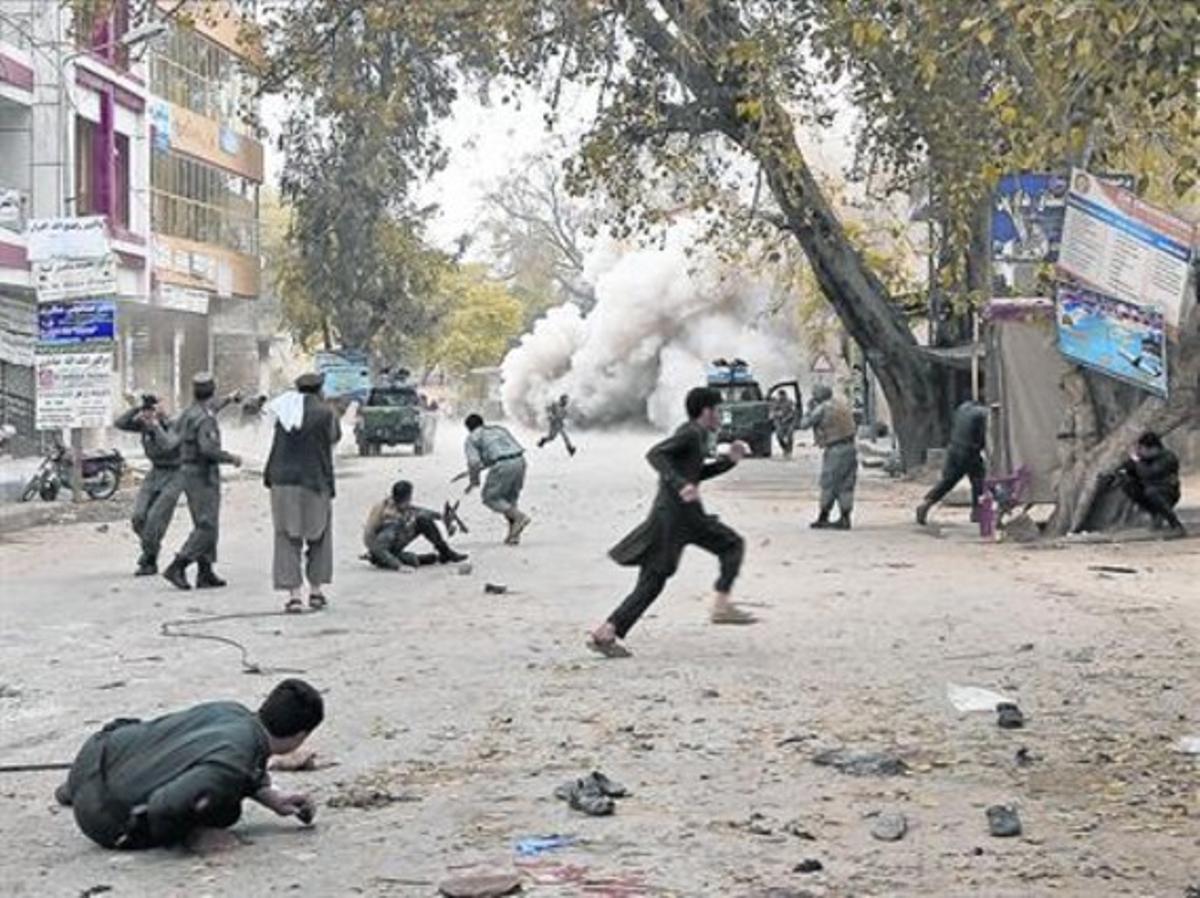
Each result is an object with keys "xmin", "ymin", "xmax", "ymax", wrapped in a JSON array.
[
  {"xmin": 151, "ymin": 149, "xmax": 258, "ymax": 254},
  {"xmin": 149, "ymin": 22, "xmax": 259, "ymax": 135},
  {"xmin": 75, "ymin": 117, "xmax": 96, "ymax": 215},
  {"xmin": 75, "ymin": 116, "xmax": 131, "ymax": 229},
  {"xmin": 73, "ymin": 0, "xmax": 131, "ymax": 70},
  {"xmin": 113, "ymin": 132, "xmax": 130, "ymax": 229}
]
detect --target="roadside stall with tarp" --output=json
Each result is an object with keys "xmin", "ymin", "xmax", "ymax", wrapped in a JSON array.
[{"xmin": 984, "ymin": 298, "xmax": 1069, "ymax": 504}]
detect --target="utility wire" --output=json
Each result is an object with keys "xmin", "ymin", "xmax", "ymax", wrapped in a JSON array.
[{"xmin": 160, "ymin": 610, "xmax": 306, "ymax": 675}]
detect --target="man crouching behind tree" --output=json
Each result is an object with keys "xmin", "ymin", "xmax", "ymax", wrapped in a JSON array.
[{"xmin": 55, "ymin": 679, "xmax": 323, "ymax": 850}]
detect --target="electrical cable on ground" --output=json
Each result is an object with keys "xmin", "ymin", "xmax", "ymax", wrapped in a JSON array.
[{"xmin": 160, "ymin": 611, "xmax": 307, "ymax": 676}]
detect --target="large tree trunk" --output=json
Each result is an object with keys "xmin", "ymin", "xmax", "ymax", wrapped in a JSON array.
[
  {"xmin": 1047, "ymin": 324, "xmax": 1199, "ymax": 536},
  {"xmin": 624, "ymin": 0, "xmax": 956, "ymax": 464},
  {"xmin": 736, "ymin": 103, "xmax": 948, "ymax": 466}
]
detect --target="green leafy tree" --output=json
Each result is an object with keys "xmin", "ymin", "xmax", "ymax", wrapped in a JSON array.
[
  {"xmin": 266, "ymin": 1, "xmax": 1197, "ymax": 530},
  {"xmin": 424, "ymin": 265, "xmax": 524, "ymax": 376}
]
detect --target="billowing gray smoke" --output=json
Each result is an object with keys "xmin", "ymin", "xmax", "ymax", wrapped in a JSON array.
[{"xmin": 501, "ymin": 233, "xmax": 809, "ymax": 429}]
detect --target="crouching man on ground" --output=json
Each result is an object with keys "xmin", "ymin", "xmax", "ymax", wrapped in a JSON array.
[
  {"xmin": 55, "ymin": 679, "xmax": 324, "ymax": 850},
  {"xmin": 364, "ymin": 479, "xmax": 468, "ymax": 569}
]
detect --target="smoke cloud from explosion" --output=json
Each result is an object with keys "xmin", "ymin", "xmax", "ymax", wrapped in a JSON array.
[{"xmin": 501, "ymin": 234, "xmax": 806, "ymax": 430}]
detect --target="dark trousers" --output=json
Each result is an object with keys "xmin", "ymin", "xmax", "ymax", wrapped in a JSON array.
[
  {"xmin": 178, "ymin": 466, "xmax": 219, "ymax": 564},
  {"xmin": 370, "ymin": 517, "xmax": 456, "ymax": 568},
  {"xmin": 539, "ymin": 423, "xmax": 574, "ymax": 453},
  {"xmin": 924, "ymin": 448, "xmax": 985, "ymax": 509},
  {"xmin": 607, "ymin": 520, "xmax": 744, "ymax": 639},
  {"xmin": 132, "ymin": 467, "xmax": 182, "ymax": 561},
  {"xmin": 1122, "ymin": 478, "xmax": 1183, "ymax": 529}
]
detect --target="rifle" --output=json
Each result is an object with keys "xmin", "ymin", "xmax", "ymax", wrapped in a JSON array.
[
  {"xmin": 450, "ymin": 469, "xmax": 471, "ymax": 484},
  {"xmin": 443, "ymin": 500, "xmax": 469, "ymax": 536}
]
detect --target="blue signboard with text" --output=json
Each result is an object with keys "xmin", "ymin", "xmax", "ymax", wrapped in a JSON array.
[
  {"xmin": 1056, "ymin": 285, "xmax": 1167, "ymax": 397},
  {"xmin": 315, "ymin": 349, "xmax": 372, "ymax": 402},
  {"xmin": 37, "ymin": 299, "xmax": 116, "ymax": 347}
]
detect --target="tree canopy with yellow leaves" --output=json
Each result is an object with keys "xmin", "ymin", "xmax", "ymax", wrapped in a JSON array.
[{"xmin": 266, "ymin": 0, "xmax": 1197, "ymax": 529}]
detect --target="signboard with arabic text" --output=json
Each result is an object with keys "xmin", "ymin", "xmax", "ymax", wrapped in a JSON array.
[
  {"xmin": 26, "ymin": 216, "xmax": 111, "ymax": 262},
  {"xmin": 1058, "ymin": 169, "xmax": 1195, "ymax": 332}
]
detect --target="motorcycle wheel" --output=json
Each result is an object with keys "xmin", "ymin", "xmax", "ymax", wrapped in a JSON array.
[
  {"xmin": 20, "ymin": 477, "xmax": 40, "ymax": 502},
  {"xmin": 86, "ymin": 467, "xmax": 120, "ymax": 500},
  {"xmin": 39, "ymin": 479, "xmax": 60, "ymax": 502}
]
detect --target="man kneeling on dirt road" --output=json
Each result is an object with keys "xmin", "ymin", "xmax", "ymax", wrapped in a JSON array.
[
  {"xmin": 56, "ymin": 679, "xmax": 323, "ymax": 850},
  {"xmin": 364, "ymin": 479, "xmax": 468, "ymax": 569}
]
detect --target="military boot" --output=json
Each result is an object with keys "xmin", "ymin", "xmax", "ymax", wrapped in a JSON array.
[
  {"xmin": 832, "ymin": 512, "xmax": 852, "ymax": 530},
  {"xmin": 135, "ymin": 553, "xmax": 158, "ymax": 576},
  {"xmin": 162, "ymin": 557, "xmax": 192, "ymax": 591},
  {"xmin": 915, "ymin": 502, "xmax": 931, "ymax": 526},
  {"xmin": 810, "ymin": 506, "xmax": 833, "ymax": 529},
  {"xmin": 195, "ymin": 560, "xmax": 227, "ymax": 589}
]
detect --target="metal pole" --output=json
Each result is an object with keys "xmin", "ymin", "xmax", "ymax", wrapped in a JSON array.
[{"xmin": 55, "ymin": 8, "xmax": 84, "ymax": 502}]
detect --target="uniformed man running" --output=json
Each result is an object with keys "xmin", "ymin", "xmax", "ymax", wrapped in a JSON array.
[
  {"xmin": 115, "ymin": 395, "xmax": 182, "ymax": 576},
  {"xmin": 162, "ymin": 373, "xmax": 242, "ymax": 590},
  {"xmin": 537, "ymin": 394, "xmax": 576, "ymax": 456},
  {"xmin": 463, "ymin": 414, "xmax": 531, "ymax": 544}
]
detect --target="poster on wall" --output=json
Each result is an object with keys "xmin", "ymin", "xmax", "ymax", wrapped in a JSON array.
[
  {"xmin": 149, "ymin": 99, "xmax": 172, "ymax": 151},
  {"xmin": 1058, "ymin": 169, "xmax": 1196, "ymax": 332},
  {"xmin": 992, "ymin": 172, "xmax": 1136, "ymax": 264},
  {"xmin": 0, "ymin": 294, "xmax": 37, "ymax": 366},
  {"xmin": 34, "ymin": 348, "xmax": 115, "ymax": 429},
  {"xmin": 34, "ymin": 299, "xmax": 116, "ymax": 429},
  {"xmin": 1056, "ymin": 284, "xmax": 1167, "ymax": 397}
]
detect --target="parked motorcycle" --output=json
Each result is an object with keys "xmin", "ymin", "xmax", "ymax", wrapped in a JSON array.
[{"xmin": 20, "ymin": 438, "xmax": 125, "ymax": 502}]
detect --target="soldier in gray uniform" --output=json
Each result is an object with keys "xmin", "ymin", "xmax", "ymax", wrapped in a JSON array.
[
  {"xmin": 770, "ymin": 391, "xmax": 797, "ymax": 458},
  {"xmin": 463, "ymin": 413, "xmax": 531, "ymax": 544},
  {"xmin": 162, "ymin": 373, "xmax": 243, "ymax": 590},
  {"xmin": 537, "ymin": 394, "xmax": 576, "ymax": 456},
  {"xmin": 115, "ymin": 395, "xmax": 182, "ymax": 576},
  {"xmin": 55, "ymin": 679, "xmax": 323, "ymax": 850},
  {"xmin": 800, "ymin": 384, "xmax": 859, "ymax": 529}
]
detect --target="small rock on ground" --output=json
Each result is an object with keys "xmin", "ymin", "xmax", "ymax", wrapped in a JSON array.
[
  {"xmin": 986, "ymin": 804, "xmax": 1022, "ymax": 837},
  {"xmin": 871, "ymin": 811, "xmax": 908, "ymax": 842},
  {"xmin": 438, "ymin": 871, "xmax": 522, "ymax": 898}
]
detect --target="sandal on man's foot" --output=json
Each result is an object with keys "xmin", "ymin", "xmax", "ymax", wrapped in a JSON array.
[
  {"xmin": 308, "ymin": 593, "xmax": 327, "ymax": 611},
  {"xmin": 710, "ymin": 605, "xmax": 758, "ymax": 625},
  {"xmin": 586, "ymin": 636, "xmax": 632, "ymax": 659},
  {"xmin": 284, "ymin": 597, "xmax": 305, "ymax": 614}
]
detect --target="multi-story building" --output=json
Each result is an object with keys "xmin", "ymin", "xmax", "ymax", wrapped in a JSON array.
[
  {"xmin": 0, "ymin": 0, "xmax": 266, "ymax": 453},
  {"xmin": 145, "ymin": 0, "xmax": 268, "ymax": 407}
]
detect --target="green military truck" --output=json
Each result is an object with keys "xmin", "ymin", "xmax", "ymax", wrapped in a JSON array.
[
  {"xmin": 706, "ymin": 358, "xmax": 800, "ymax": 458},
  {"xmin": 354, "ymin": 381, "xmax": 437, "ymax": 456}
]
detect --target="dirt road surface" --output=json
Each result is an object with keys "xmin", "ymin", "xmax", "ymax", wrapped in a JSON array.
[{"xmin": 1, "ymin": 426, "xmax": 1197, "ymax": 897}]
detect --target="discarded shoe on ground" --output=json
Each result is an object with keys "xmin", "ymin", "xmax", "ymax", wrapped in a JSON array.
[
  {"xmin": 554, "ymin": 770, "xmax": 628, "ymax": 816},
  {"xmin": 996, "ymin": 702, "xmax": 1025, "ymax": 729}
]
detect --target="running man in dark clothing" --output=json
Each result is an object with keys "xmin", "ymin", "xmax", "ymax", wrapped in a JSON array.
[
  {"xmin": 916, "ymin": 400, "xmax": 989, "ymax": 525},
  {"xmin": 588, "ymin": 387, "xmax": 756, "ymax": 658}
]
